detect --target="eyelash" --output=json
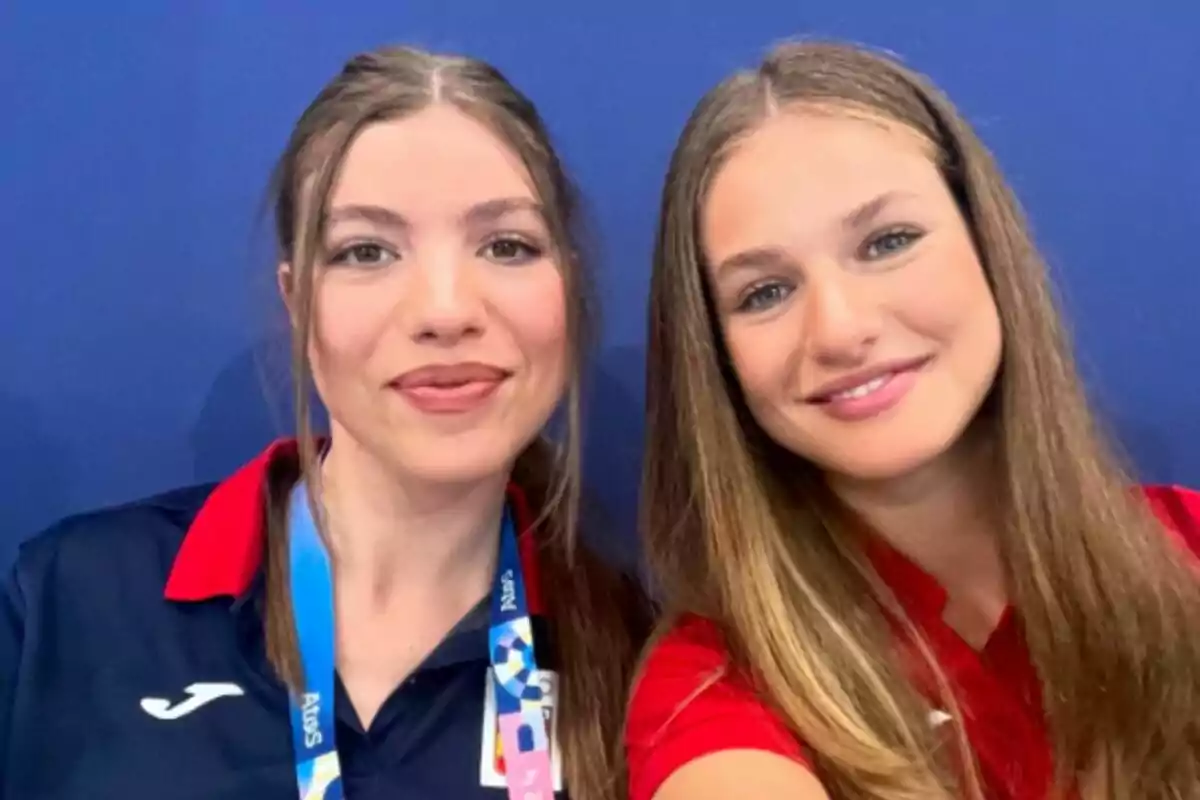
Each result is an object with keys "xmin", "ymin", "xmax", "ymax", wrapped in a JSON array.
[
  {"xmin": 480, "ymin": 234, "xmax": 543, "ymax": 265},
  {"xmin": 323, "ymin": 234, "xmax": 544, "ymax": 268},
  {"xmin": 735, "ymin": 280, "xmax": 793, "ymax": 313},
  {"xmin": 326, "ymin": 241, "xmax": 396, "ymax": 267},
  {"xmin": 732, "ymin": 226, "xmax": 925, "ymax": 313},
  {"xmin": 859, "ymin": 226, "xmax": 924, "ymax": 260}
]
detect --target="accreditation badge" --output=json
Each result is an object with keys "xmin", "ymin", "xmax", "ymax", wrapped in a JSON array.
[{"xmin": 479, "ymin": 668, "xmax": 564, "ymax": 792}]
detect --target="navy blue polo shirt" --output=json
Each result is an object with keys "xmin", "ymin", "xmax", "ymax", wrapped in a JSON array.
[{"xmin": 0, "ymin": 440, "xmax": 565, "ymax": 799}]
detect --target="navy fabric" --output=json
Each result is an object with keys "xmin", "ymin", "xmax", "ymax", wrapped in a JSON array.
[{"xmin": 0, "ymin": 484, "xmax": 560, "ymax": 799}]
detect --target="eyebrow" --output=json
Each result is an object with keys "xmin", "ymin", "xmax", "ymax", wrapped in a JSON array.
[
  {"xmin": 463, "ymin": 197, "xmax": 544, "ymax": 228},
  {"xmin": 714, "ymin": 246, "xmax": 792, "ymax": 277},
  {"xmin": 326, "ymin": 204, "xmax": 407, "ymax": 229},
  {"xmin": 841, "ymin": 190, "xmax": 917, "ymax": 231},
  {"xmin": 714, "ymin": 190, "xmax": 919, "ymax": 276},
  {"xmin": 325, "ymin": 197, "xmax": 543, "ymax": 231}
]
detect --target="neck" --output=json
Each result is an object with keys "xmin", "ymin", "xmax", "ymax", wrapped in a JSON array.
[
  {"xmin": 827, "ymin": 427, "xmax": 1006, "ymax": 607},
  {"xmin": 315, "ymin": 432, "xmax": 510, "ymax": 611}
]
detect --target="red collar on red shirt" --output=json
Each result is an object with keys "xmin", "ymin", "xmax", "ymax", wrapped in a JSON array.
[
  {"xmin": 858, "ymin": 482, "xmax": 1200, "ymax": 798},
  {"xmin": 1141, "ymin": 483, "xmax": 1200, "ymax": 559},
  {"xmin": 860, "ymin": 533, "xmax": 948, "ymax": 622},
  {"xmin": 163, "ymin": 438, "xmax": 545, "ymax": 615},
  {"xmin": 861, "ymin": 482, "xmax": 1200, "ymax": 624}
]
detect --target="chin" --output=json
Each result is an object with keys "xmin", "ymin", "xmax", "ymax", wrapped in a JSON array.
[
  {"xmin": 820, "ymin": 430, "xmax": 969, "ymax": 484},
  {"xmin": 383, "ymin": 434, "xmax": 528, "ymax": 487},
  {"xmin": 825, "ymin": 452, "xmax": 937, "ymax": 483},
  {"xmin": 398, "ymin": 454, "xmax": 516, "ymax": 487}
]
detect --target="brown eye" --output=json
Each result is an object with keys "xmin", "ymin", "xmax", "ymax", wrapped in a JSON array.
[
  {"xmin": 482, "ymin": 237, "xmax": 541, "ymax": 264},
  {"xmin": 328, "ymin": 242, "xmax": 396, "ymax": 267}
]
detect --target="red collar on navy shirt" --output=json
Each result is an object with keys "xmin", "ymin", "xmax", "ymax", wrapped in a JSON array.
[{"xmin": 163, "ymin": 438, "xmax": 545, "ymax": 615}]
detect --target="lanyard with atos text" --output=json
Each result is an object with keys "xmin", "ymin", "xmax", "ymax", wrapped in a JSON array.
[{"xmin": 286, "ymin": 482, "xmax": 555, "ymax": 799}]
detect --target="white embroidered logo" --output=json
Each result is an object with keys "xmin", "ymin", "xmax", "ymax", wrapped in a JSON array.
[{"xmin": 140, "ymin": 682, "xmax": 245, "ymax": 720}]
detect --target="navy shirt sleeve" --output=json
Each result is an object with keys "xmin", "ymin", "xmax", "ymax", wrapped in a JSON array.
[
  {"xmin": 0, "ymin": 486, "xmax": 579, "ymax": 799},
  {"xmin": 0, "ymin": 555, "xmax": 28, "ymax": 800}
]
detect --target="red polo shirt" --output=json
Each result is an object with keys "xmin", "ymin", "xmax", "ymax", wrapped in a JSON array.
[{"xmin": 625, "ymin": 484, "xmax": 1200, "ymax": 800}]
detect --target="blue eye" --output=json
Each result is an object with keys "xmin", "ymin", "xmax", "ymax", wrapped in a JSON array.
[
  {"xmin": 861, "ymin": 228, "xmax": 923, "ymax": 260},
  {"xmin": 327, "ymin": 242, "xmax": 397, "ymax": 267},
  {"xmin": 736, "ymin": 281, "xmax": 793, "ymax": 313}
]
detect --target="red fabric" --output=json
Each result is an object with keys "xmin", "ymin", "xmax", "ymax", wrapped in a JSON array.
[
  {"xmin": 626, "ymin": 484, "xmax": 1200, "ymax": 800},
  {"xmin": 164, "ymin": 438, "xmax": 544, "ymax": 614},
  {"xmin": 1142, "ymin": 484, "xmax": 1200, "ymax": 562},
  {"xmin": 625, "ymin": 617, "xmax": 809, "ymax": 800},
  {"xmin": 163, "ymin": 439, "xmax": 288, "ymax": 600}
]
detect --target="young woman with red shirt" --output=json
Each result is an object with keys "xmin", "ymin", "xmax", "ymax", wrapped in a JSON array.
[{"xmin": 628, "ymin": 41, "xmax": 1200, "ymax": 800}]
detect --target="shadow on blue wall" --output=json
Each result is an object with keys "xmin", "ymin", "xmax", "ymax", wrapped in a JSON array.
[
  {"xmin": 0, "ymin": 389, "xmax": 73, "ymax": 563},
  {"xmin": 189, "ymin": 337, "xmax": 293, "ymax": 485},
  {"xmin": 1108, "ymin": 413, "xmax": 1188, "ymax": 488},
  {"xmin": 582, "ymin": 345, "xmax": 646, "ymax": 568}
]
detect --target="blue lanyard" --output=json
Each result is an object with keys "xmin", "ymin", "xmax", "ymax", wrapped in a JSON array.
[{"xmin": 286, "ymin": 482, "xmax": 555, "ymax": 800}]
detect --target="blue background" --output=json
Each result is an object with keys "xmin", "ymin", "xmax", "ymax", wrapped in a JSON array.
[{"xmin": 2, "ymin": 2, "xmax": 1198, "ymax": 568}]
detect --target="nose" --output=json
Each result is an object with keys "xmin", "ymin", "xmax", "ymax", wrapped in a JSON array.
[
  {"xmin": 404, "ymin": 250, "xmax": 486, "ymax": 345},
  {"xmin": 801, "ymin": 268, "xmax": 881, "ymax": 367}
]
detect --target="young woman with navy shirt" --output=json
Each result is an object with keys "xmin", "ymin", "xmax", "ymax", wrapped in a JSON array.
[
  {"xmin": 0, "ymin": 45, "xmax": 650, "ymax": 799},
  {"xmin": 627, "ymin": 41, "xmax": 1200, "ymax": 800}
]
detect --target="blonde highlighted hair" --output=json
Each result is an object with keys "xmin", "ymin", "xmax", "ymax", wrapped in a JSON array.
[{"xmin": 642, "ymin": 39, "xmax": 1200, "ymax": 799}]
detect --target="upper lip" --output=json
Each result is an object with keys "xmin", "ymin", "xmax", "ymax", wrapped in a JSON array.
[
  {"xmin": 391, "ymin": 362, "xmax": 511, "ymax": 389},
  {"xmin": 804, "ymin": 355, "xmax": 931, "ymax": 402}
]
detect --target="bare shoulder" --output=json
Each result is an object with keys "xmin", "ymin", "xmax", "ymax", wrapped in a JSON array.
[
  {"xmin": 627, "ymin": 616, "xmax": 818, "ymax": 800},
  {"xmin": 652, "ymin": 749, "xmax": 829, "ymax": 800}
]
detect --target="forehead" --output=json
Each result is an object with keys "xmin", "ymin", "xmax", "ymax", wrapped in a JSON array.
[
  {"xmin": 702, "ymin": 109, "xmax": 944, "ymax": 256},
  {"xmin": 328, "ymin": 104, "xmax": 538, "ymax": 212}
]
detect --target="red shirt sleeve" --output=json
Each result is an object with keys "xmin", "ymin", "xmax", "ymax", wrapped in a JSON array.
[
  {"xmin": 1140, "ymin": 484, "xmax": 1200, "ymax": 560},
  {"xmin": 625, "ymin": 615, "xmax": 810, "ymax": 800}
]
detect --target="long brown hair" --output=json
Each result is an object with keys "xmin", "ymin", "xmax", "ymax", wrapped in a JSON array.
[
  {"xmin": 643, "ymin": 39, "xmax": 1200, "ymax": 799},
  {"xmin": 261, "ymin": 45, "xmax": 651, "ymax": 800}
]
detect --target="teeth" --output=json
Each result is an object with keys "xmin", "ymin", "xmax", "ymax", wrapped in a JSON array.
[{"xmin": 832, "ymin": 375, "xmax": 887, "ymax": 400}]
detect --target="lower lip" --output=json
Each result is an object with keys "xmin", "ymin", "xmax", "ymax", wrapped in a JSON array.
[
  {"xmin": 814, "ymin": 363, "xmax": 925, "ymax": 422},
  {"xmin": 395, "ymin": 379, "xmax": 504, "ymax": 414}
]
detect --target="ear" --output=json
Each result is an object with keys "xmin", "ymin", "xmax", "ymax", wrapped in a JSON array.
[{"xmin": 277, "ymin": 262, "xmax": 297, "ymax": 327}]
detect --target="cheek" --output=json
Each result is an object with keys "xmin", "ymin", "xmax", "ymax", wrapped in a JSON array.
[
  {"xmin": 896, "ymin": 247, "xmax": 1002, "ymax": 376},
  {"xmin": 309, "ymin": 279, "xmax": 395, "ymax": 386},
  {"xmin": 501, "ymin": 270, "xmax": 569, "ymax": 369},
  {"xmin": 723, "ymin": 321, "xmax": 795, "ymax": 406}
]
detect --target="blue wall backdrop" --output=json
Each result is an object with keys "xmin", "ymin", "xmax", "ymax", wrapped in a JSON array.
[{"xmin": 2, "ymin": 2, "xmax": 1198, "ymax": 569}]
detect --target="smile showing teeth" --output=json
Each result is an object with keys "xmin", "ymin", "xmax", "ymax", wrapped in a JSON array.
[{"xmin": 831, "ymin": 375, "xmax": 888, "ymax": 401}]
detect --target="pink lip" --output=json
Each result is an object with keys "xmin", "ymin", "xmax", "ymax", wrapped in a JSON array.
[
  {"xmin": 390, "ymin": 362, "xmax": 510, "ymax": 414},
  {"xmin": 806, "ymin": 356, "xmax": 932, "ymax": 423}
]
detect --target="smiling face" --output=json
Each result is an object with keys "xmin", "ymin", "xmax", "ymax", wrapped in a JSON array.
[
  {"xmin": 288, "ymin": 104, "xmax": 568, "ymax": 485},
  {"xmin": 702, "ymin": 107, "xmax": 1003, "ymax": 483}
]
